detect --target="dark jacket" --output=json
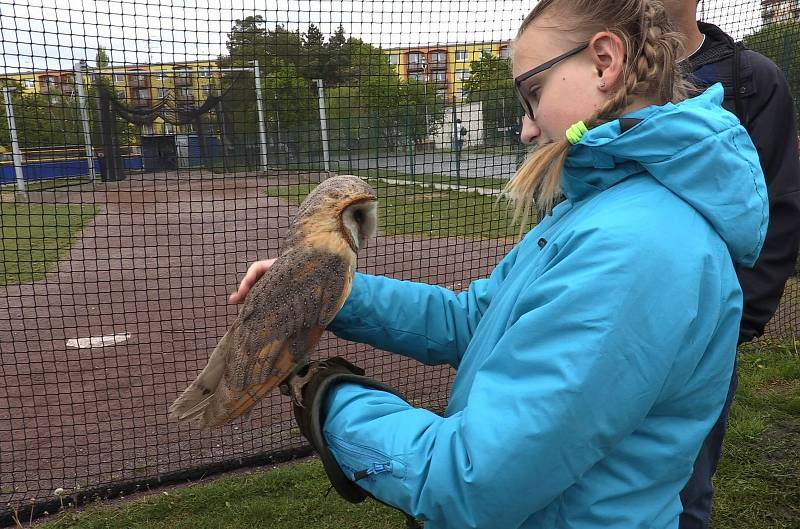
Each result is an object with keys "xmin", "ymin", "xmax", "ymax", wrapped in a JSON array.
[{"xmin": 688, "ymin": 22, "xmax": 800, "ymax": 344}]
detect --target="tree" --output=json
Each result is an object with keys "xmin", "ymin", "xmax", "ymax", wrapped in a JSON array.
[
  {"xmin": 463, "ymin": 52, "xmax": 520, "ymax": 144},
  {"xmin": 300, "ymin": 24, "xmax": 326, "ymax": 81},
  {"xmin": 324, "ymin": 25, "xmax": 351, "ymax": 86},
  {"xmin": 743, "ymin": 21, "xmax": 800, "ymax": 117},
  {"xmin": 96, "ymin": 46, "xmax": 110, "ymax": 68}
]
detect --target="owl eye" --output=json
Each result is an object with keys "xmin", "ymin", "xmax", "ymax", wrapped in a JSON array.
[{"xmin": 353, "ymin": 209, "xmax": 364, "ymax": 223}]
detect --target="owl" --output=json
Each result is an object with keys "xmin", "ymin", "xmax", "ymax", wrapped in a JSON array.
[{"xmin": 169, "ymin": 175, "xmax": 378, "ymax": 428}]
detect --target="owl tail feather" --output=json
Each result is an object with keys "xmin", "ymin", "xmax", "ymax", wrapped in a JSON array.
[{"xmin": 169, "ymin": 329, "xmax": 232, "ymax": 427}]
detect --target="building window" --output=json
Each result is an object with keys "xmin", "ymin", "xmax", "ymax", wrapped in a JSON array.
[
  {"xmin": 157, "ymin": 88, "xmax": 169, "ymax": 99},
  {"xmin": 137, "ymin": 88, "xmax": 149, "ymax": 99},
  {"xmin": 142, "ymin": 123, "xmax": 154, "ymax": 135},
  {"xmin": 116, "ymin": 90, "xmax": 126, "ymax": 99},
  {"xmin": 499, "ymin": 47, "xmax": 510, "ymax": 58},
  {"xmin": 409, "ymin": 72, "xmax": 424, "ymax": 81},
  {"xmin": 456, "ymin": 69, "xmax": 470, "ymax": 81},
  {"xmin": 433, "ymin": 70, "xmax": 447, "ymax": 82},
  {"xmin": 200, "ymin": 69, "xmax": 212, "ymax": 78},
  {"xmin": 430, "ymin": 51, "xmax": 446, "ymax": 63},
  {"xmin": 455, "ymin": 50, "xmax": 468, "ymax": 61},
  {"xmin": 113, "ymin": 73, "xmax": 125, "ymax": 83},
  {"xmin": 156, "ymin": 71, "xmax": 166, "ymax": 80},
  {"xmin": 164, "ymin": 123, "xmax": 175, "ymax": 134},
  {"xmin": 24, "ymin": 78, "xmax": 35, "ymax": 88},
  {"xmin": 202, "ymin": 84, "xmax": 214, "ymax": 94},
  {"xmin": 457, "ymin": 88, "xmax": 468, "ymax": 100},
  {"xmin": 409, "ymin": 52, "xmax": 421, "ymax": 64},
  {"xmin": 389, "ymin": 54, "xmax": 399, "ymax": 65}
]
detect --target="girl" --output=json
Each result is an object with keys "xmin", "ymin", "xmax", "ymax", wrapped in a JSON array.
[{"xmin": 231, "ymin": 1, "xmax": 767, "ymax": 527}]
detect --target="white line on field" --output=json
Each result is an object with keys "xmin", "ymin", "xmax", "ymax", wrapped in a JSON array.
[{"xmin": 66, "ymin": 332, "xmax": 131, "ymax": 349}]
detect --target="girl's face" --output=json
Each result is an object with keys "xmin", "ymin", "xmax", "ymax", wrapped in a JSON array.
[{"xmin": 512, "ymin": 16, "xmax": 621, "ymax": 145}]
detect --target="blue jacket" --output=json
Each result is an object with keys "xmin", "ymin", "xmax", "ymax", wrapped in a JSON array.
[{"xmin": 324, "ymin": 84, "xmax": 768, "ymax": 529}]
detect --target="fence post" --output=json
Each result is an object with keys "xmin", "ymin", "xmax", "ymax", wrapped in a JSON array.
[
  {"xmin": 250, "ymin": 60, "xmax": 269, "ymax": 172},
  {"xmin": 74, "ymin": 60, "xmax": 97, "ymax": 182},
  {"xmin": 315, "ymin": 79, "xmax": 331, "ymax": 173},
  {"xmin": 2, "ymin": 86, "xmax": 26, "ymax": 198}
]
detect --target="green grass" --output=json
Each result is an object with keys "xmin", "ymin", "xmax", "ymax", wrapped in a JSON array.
[
  {"xmin": 1, "ymin": 177, "xmax": 92, "ymax": 193},
  {"xmin": 265, "ymin": 176, "xmax": 518, "ymax": 240},
  {"xmin": 0, "ymin": 202, "xmax": 99, "ymax": 285},
  {"xmin": 28, "ymin": 340, "xmax": 799, "ymax": 529},
  {"xmin": 711, "ymin": 340, "xmax": 800, "ymax": 528},
  {"xmin": 345, "ymin": 167, "xmax": 509, "ymax": 191},
  {"xmin": 35, "ymin": 461, "xmax": 407, "ymax": 529}
]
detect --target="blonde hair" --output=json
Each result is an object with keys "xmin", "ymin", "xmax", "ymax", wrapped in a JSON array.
[{"xmin": 505, "ymin": 0, "xmax": 691, "ymax": 226}]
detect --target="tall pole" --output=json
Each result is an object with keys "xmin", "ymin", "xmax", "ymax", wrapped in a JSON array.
[
  {"xmin": 273, "ymin": 93, "xmax": 283, "ymax": 149},
  {"xmin": 74, "ymin": 60, "xmax": 97, "ymax": 182},
  {"xmin": 422, "ymin": 60, "xmax": 428, "ymax": 139},
  {"xmin": 315, "ymin": 78, "xmax": 331, "ymax": 173},
  {"xmin": 250, "ymin": 60, "xmax": 269, "ymax": 171},
  {"xmin": 2, "ymin": 87, "xmax": 26, "ymax": 196}
]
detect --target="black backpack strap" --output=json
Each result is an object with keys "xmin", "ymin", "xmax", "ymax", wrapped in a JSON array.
[{"xmin": 733, "ymin": 41, "xmax": 746, "ymax": 127}]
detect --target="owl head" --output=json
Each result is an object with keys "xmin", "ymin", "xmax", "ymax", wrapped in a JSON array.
[{"xmin": 292, "ymin": 175, "xmax": 378, "ymax": 252}]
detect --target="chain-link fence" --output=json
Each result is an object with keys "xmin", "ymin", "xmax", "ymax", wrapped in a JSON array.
[{"xmin": 0, "ymin": 0, "xmax": 797, "ymax": 525}]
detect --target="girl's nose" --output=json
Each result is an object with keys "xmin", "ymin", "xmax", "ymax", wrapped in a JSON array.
[{"xmin": 520, "ymin": 116, "xmax": 540, "ymax": 144}]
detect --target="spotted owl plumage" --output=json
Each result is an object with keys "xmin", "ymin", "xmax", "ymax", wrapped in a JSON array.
[{"xmin": 169, "ymin": 175, "xmax": 378, "ymax": 428}]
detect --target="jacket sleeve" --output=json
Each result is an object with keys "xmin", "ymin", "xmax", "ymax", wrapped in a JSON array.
[
  {"xmin": 735, "ymin": 51, "xmax": 800, "ymax": 343},
  {"xmin": 327, "ymin": 243, "xmax": 520, "ymax": 368},
  {"xmin": 321, "ymin": 227, "xmax": 735, "ymax": 529}
]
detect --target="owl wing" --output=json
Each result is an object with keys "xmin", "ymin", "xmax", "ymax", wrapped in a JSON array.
[{"xmin": 207, "ymin": 248, "xmax": 353, "ymax": 425}]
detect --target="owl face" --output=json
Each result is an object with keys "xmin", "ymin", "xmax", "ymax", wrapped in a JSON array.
[
  {"xmin": 341, "ymin": 199, "xmax": 378, "ymax": 251},
  {"xmin": 292, "ymin": 175, "xmax": 379, "ymax": 252}
]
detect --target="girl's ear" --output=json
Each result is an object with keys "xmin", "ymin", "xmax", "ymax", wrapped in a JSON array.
[{"xmin": 588, "ymin": 31, "xmax": 626, "ymax": 92}]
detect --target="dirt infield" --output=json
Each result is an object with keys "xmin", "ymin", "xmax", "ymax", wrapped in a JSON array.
[{"xmin": 0, "ymin": 170, "xmax": 513, "ymax": 509}]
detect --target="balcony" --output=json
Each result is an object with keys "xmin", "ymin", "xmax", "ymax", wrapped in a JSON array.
[
  {"xmin": 128, "ymin": 72, "xmax": 150, "ymax": 88},
  {"xmin": 427, "ymin": 52, "xmax": 447, "ymax": 66}
]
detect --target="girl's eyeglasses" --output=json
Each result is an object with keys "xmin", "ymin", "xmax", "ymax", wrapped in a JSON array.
[{"xmin": 514, "ymin": 43, "xmax": 589, "ymax": 120}]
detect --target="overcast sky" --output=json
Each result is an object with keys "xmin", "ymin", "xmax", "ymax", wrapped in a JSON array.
[{"xmin": 0, "ymin": 0, "xmax": 764, "ymax": 74}]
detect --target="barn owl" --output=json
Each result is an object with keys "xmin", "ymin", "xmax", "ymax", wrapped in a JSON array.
[{"xmin": 169, "ymin": 175, "xmax": 378, "ymax": 428}]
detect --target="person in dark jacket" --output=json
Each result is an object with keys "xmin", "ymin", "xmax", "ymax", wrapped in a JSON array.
[{"xmin": 665, "ymin": 2, "xmax": 800, "ymax": 528}]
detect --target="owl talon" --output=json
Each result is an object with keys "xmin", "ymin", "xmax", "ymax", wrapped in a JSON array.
[{"xmin": 280, "ymin": 362, "xmax": 321, "ymax": 408}]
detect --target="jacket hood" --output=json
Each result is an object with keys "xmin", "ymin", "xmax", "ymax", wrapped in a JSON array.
[{"xmin": 562, "ymin": 83, "xmax": 768, "ymax": 267}]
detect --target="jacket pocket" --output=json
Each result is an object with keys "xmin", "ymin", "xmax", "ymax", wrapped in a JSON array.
[{"xmin": 326, "ymin": 432, "xmax": 407, "ymax": 483}]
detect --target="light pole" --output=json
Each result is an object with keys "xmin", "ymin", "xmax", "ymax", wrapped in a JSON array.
[
  {"xmin": 421, "ymin": 56, "xmax": 429, "ymax": 139},
  {"xmin": 315, "ymin": 79, "xmax": 331, "ymax": 173},
  {"xmin": 1, "ymin": 86, "xmax": 26, "ymax": 197},
  {"xmin": 74, "ymin": 60, "xmax": 97, "ymax": 182},
  {"xmin": 248, "ymin": 60, "xmax": 269, "ymax": 171}
]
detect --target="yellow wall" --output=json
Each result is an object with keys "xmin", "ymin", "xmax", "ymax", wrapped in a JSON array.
[{"xmin": 388, "ymin": 40, "xmax": 510, "ymax": 103}]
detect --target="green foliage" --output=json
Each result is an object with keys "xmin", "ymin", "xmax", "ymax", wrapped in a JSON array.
[
  {"xmin": 95, "ymin": 46, "xmax": 110, "ymax": 68},
  {"xmin": 743, "ymin": 21, "xmax": 800, "ymax": 118},
  {"xmin": 464, "ymin": 53, "xmax": 520, "ymax": 145},
  {"xmin": 219, "ymin": 20, "xmax": 441, "ymax": 158}
]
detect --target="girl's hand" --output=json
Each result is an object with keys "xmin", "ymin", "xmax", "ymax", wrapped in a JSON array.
[{"xmin": 228, "ymin": 258, "xmax": 277, "ymax": 304}]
